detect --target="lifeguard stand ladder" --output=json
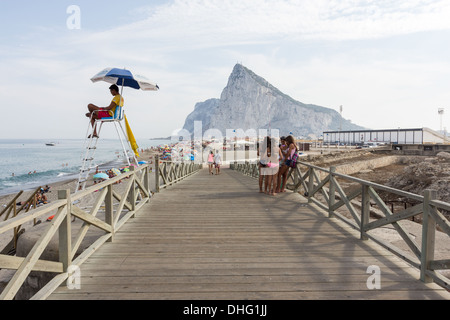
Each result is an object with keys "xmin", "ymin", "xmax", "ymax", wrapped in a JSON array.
[{"xmin": 76, "ymin": 106, "xmax": 138, "ymax": 192}]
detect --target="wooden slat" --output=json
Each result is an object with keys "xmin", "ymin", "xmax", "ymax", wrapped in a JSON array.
[
  {"xmin": 0, "ymin": 255, "xmax": 63, "ymax": 273},
  {"xmin": 71, "ymin": 206, "xmax": 112, "ymax": 234},
  {"xmin": 1, "ymin": 206, "xmax": 68, "ymax": 300},
  {"xmin": 368, "ymin": 187, "xmax": 422, "ymax": 260}
]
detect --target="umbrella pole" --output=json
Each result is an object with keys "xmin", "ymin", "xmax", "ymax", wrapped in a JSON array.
[{"xmin": 117, "ymin": 78, "xmax": 134, "ymax": 165}]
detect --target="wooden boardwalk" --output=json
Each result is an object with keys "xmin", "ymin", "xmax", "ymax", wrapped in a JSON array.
[{"xmin": 49, "ymin": 168, "xmax": 450, "ymax": 300}]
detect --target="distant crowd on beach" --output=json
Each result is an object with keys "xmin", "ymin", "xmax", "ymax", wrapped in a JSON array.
[
  {"xmin": 258, "ymin": 135, "xmax": 298, "ymax": 196},
  {"xmin": 15, "ymin": 185, "xmax": 51, "ymax": 209}
]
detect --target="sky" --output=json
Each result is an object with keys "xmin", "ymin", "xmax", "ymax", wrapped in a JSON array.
[{"xmin": 1, "ymin": 0, "xmax": 450, "ymax": 140}]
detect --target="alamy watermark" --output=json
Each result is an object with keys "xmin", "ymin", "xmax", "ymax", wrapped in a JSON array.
[
  {"xmin": 66, "ymin": 5, "xmax": 81, "ymax": 30},
  {"xmin": 366, "ymin": 265, "xmax": 381, "ymax": 290},
  {"xmin": 67, "ymin": 265, "xmax": 81, "ymax": 290},
  {"xmin": 171, "ymin": 121, "xmax": 281, "ymax": 175}
]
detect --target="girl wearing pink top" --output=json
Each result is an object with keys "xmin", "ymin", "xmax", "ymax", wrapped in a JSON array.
[{"xmin": 208, "ymin": 151, "xmax": 214, "ymax": 175}]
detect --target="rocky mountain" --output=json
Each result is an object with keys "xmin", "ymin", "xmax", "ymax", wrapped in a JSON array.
[{"xmin": 182, "ymin": 64, "xmax": 365, "ymax": 138}]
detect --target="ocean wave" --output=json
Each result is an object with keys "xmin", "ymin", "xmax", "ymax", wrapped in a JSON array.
[
  {"xmin": 57, "ymin": 172, "xmax": 71, "ymax": 177},
  {"xmin": 0, "ymin": 158, "xmax": 129, "ymax": 196}
]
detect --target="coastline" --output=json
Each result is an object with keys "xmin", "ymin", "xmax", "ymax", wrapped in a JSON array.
[{"xmin": 0, "ymin": 148, "xmax": 161, "ymax": 217}]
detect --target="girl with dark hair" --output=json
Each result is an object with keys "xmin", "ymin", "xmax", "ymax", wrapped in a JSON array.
[{"xmin": 277, "ymin": 135, "xmax": 297, "ymax": 193}]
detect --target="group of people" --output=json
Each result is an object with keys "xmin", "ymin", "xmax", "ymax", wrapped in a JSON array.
[
  {"xmin": 16, "ymin": 185, "xmax": 51, "ymax": 209},
  {"xmin": 207, "ymin": 150, "xmax": 222, "ymax": 175},
  {"xmin": 258, "ymin": 135, "xmax": 298, "ymax": 196}
]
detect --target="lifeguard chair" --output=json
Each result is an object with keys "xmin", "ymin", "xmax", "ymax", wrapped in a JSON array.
[
  {"xmin": 76, "ymin": 67, "xmax": 159, "ymax": 192},
  {"xmin": 76, "ymin": 104, "xmax": 138, "ymax": 192}
]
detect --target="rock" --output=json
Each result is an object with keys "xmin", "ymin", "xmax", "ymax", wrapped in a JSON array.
[
  {"xmin": 437, "ymin": 152, "xmax": 450, "ymax": 160},
  {"xmin": 182, "ymin": 64, "xmax": 365, "ymax": 137}
]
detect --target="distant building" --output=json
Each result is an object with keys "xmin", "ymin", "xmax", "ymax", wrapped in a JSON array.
[{"xmin": 323, "ymin": 127, "xmax": 447, "ymax": 145}]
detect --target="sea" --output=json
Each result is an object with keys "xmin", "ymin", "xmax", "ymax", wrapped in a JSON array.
[{"xmin": 0, "ymin": 139, "xmax": 171, "ymax": 196}]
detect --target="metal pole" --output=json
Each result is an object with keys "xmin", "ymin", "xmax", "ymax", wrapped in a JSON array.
[{"xmin": 114, "ymin": 121, "xmax": 131, "ymax": 166}]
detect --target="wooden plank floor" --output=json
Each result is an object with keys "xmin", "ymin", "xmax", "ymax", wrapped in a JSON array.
[{"xmin": 49, "ymin": 168, "xmax": 450, "ymax": 300}]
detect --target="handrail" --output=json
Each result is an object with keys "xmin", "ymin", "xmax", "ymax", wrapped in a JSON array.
[
  {"xmin": 0, "ymin": 158, "xmax": 202, "ymax": 300},
  {"xmin": 154, "ymin": 155, "xmax": 203, "ymax": 192},
  {"xmin": 231, "ymin": 160, "xmax": 450, "ymax": 290},
  {"xmin": 0, "ymin": 187, "xmax": 46, "ymax": 252}
]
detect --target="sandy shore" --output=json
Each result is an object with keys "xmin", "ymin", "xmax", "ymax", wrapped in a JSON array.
[{"xmin": 1, "ymin": 150, "xmax": 154, "ymax": 203}]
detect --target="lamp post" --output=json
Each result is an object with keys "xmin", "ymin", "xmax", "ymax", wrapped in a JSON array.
[
  {"xmin": 338, "ymin": 105, "xmax": 343, "ymax": 150},
  {"xmin": 438, "ymin": 108, "xmax": 444, "ymax": 133}
]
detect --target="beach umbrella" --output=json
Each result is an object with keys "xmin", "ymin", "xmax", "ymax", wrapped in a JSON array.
[
  {"xmin": 111, "ymin": 168, "xmax": 121, "ymax": 176},
  {"xmin": 91, "ymin": 68, "xmax": 159, "ymax": 92},
  {"xmin": 93, "ymin": 173, "xmax": 109, "ymax": 180},
  {"xmin": 90, "ymin": 68, "xmax": 159, "ymax": 163}
]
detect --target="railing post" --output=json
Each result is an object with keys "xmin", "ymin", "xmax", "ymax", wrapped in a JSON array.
[
  {"xmin": 293, "ymin": 167, "xmax": 299, "ymax": 193},
  {"xmin": 328, "ymin": 167, "xmax": 336, "ymax": 219},
  {"xmin": 307, "ymin": 167, "xmax": 314, "ymax": 203},
  {"xmin": 155, "ymin": 155, "xmax": 160, "ymax": 193},
  {"xmin": 361, "ymin": 185, "xmax": 370, "ymax": 240},
  {"xmin": 144, "ymin": 165, "xmax": 150, "ymax": 196},
  {"xmin": 105, "ymin": 184, "xmax": 114, "ymax": 242},
  {"xmin": 58, "ymin": 189, "xmax": 72, "ymax": 272},
  {"xmin": 129, "ymin": 166, "xmax": 136, "ymax": 217},
  {"xmin": 421, "ymin": 189, "xmax": 436, "ymax": 283},
  {"xmin": 13, "ymin": 200, "xmax": 18, "ymax": 250}
]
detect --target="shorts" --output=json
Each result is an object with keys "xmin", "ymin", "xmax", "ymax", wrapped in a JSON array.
[{"xmin": 98, "ymin": 111, "xmax": 111, "ymax": 118}]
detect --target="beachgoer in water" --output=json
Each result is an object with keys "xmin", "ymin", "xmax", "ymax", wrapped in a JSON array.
[{"xmin": 86, "ymin": 84, "xmax": 124, "ymax": 138}]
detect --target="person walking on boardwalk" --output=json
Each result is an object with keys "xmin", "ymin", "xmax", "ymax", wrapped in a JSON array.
[
  {"xmin": 214, "ymin": 150, "xmax": 222, "ymax": 175},
  {"xmin": 85, "ymin": 84, "xmax": 124, "ymax": 138},
  {"xmin": 208, "ymin": 150, "xmax": 214, "ymax": 175}
]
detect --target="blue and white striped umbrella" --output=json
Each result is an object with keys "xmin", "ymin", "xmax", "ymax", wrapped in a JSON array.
[
  {"xmin": 93, "ymin": 172, "xmax": 109, "ymax": 180},
  {"xmin": 91, "ymin": 68, "xmax": 159, "ymax": 91}
]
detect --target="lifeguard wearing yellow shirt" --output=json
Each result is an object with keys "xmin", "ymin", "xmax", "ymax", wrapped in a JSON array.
[{"xmin": 86, "ymin": 84, "xmax": 124, "ymax": 138}]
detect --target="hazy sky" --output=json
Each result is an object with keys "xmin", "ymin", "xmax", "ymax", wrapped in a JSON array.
[{"xmin": 1, "ymin": 0, "xmax": 450, "ymax": 140}]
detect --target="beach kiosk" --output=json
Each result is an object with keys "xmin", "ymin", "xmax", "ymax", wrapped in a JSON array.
[{"xmin": 76, "ymin": 68, "xmax": 159, "ymax": 192}]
